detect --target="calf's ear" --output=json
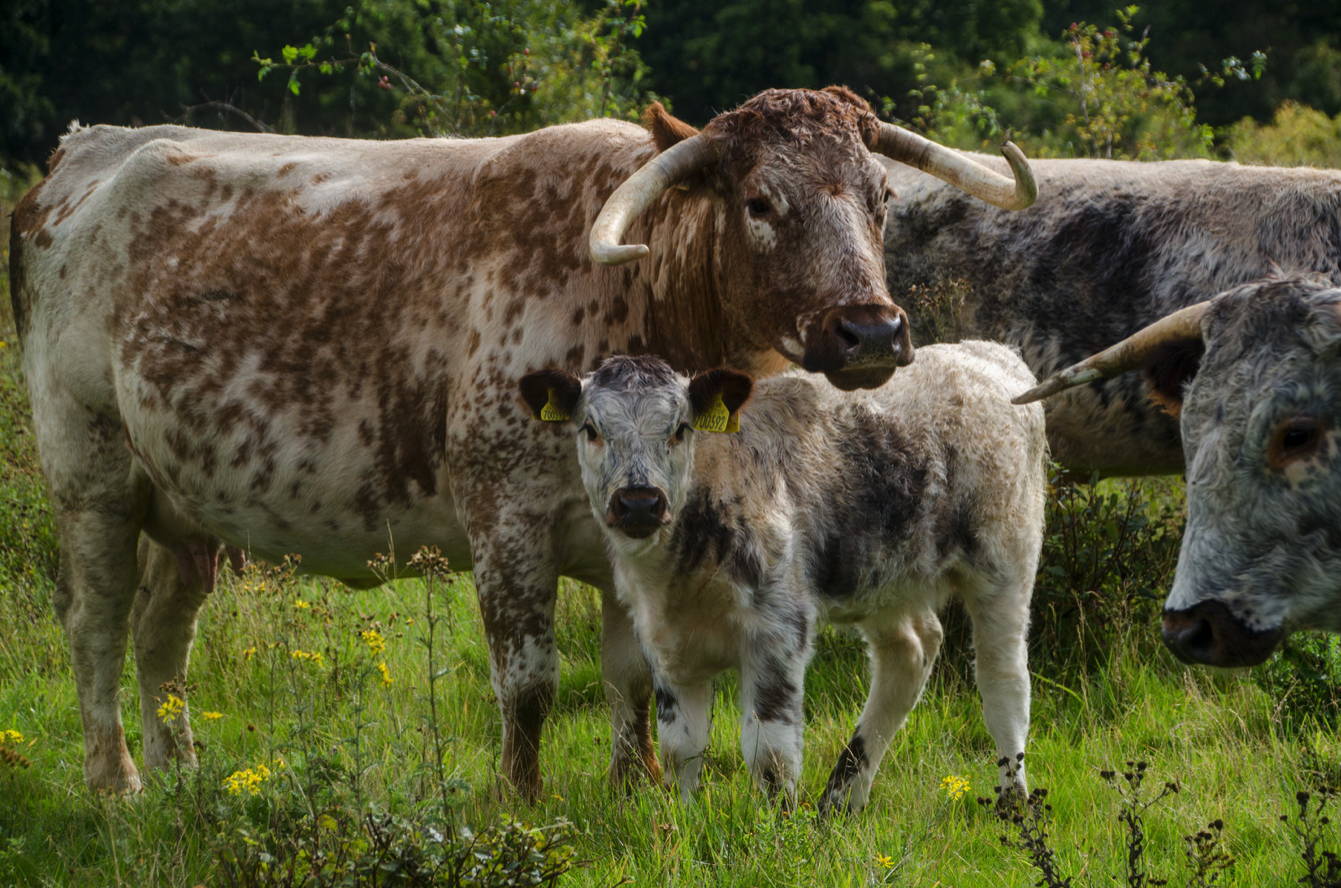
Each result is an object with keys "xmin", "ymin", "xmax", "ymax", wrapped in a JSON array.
[
  {"xmin": 688, "ymin": 369, "xmax": 753, "ymax": 433},
  {"xmin": 519, "ymin": 369, "xmax": 582, "ymax": 422}
]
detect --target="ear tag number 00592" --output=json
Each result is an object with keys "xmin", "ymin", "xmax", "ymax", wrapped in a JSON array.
[{"xmin": 692, "ymin": 392, "xmax": 737, "ymax": 433}]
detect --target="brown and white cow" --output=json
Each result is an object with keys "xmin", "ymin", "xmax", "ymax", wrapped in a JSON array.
[
  {"xmin": 521, "ymin": 347, "xmax": 1046, "ymax": 811},
  {"xmin": 9, "ymin": 86, "xmax": 1035, "ymax": 795}
]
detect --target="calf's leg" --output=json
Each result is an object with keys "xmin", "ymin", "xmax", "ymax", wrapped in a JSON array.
[
  {"xmin": 819, "ymin": 609, "xmax": 943, "ymax": 814},
  {"xmin": 961, "ymin": 573, "xmax": 1032, "ymax": 796},
  {"xmin": 739, "ymin": 637, "xmax": 808, "ymax": 805},
  {"xmin": 655, "ymin": 678, "xmax": 712, "ymax": 801},
  {"xmin": 600, "ymin": 588, "xmax": 661, "ymax": 787}
]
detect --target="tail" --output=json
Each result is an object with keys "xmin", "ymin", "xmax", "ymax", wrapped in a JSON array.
[{"xmin": 7, "ymin": 207, "xmax": 26, "ymax": 342}]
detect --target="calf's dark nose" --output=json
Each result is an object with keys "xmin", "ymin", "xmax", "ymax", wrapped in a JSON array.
[{"xmin": 607, "ymin": 486, "xmax": 669, "ymax": 538}]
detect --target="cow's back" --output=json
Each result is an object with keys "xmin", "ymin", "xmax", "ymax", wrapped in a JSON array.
[{"xmin": 11, "ymin": 120, "xmax": 649, "ymax": 580}]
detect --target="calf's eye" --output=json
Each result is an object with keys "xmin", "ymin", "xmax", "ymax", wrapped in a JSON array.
[
  {"xmin": 1267, "ymin": 416, "xmax": 1323, "ymax": 469},
  {"xmin": 671, "ymin": 423, "xmax": 690, "ymax": 445},
  {"xmin": 581, "ymin": 423, "xmax": 601, "ymax": 444}
]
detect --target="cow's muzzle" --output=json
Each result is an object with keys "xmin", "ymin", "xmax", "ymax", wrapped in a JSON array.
[
  {"xmin": 606, "ymin": 486, "xmax": 670, "ymax": 539},
  {"xmin": 801, "ymin": 304, "xmax": 914, "ymax": 391},
  {"xmin": 1161, "ymin": 600, "xmax": 1284, "ymax": 668}
]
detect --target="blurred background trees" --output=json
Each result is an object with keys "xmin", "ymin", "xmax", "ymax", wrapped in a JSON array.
[{"xmin": 3, "ymin": 0, "xmax": 1341, "ymax": 167}]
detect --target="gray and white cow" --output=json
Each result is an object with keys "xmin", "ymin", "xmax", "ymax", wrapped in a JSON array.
[
  {"xmin": 10, "ymin": 86, "xmax": 1036, "ymax": 795},
  {"xmin": 1017, "ymin": 273, "xmax": 1341, "ymax": 667},
  {"xmin": 883, "ymin": 155, "xmax": 1341, "ymax": 476},
  {"xmin": 520, "ymin": 348, "xmax": 1046, "ymax": 811}
]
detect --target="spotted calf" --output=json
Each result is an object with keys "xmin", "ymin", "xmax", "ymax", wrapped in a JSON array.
[{"xmin": 521, "ymin": 346, "xmax": 1046, "ymax": 810}]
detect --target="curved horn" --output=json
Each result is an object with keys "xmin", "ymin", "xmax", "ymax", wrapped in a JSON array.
[
  {"xmin": 590, "ymin": 134, "xmax": 717, "ymax": 266},
  {"xmin": 873, "ymin": 123, "xmax": 1037, "ymax": 211},
  {"xmin": 1013, "ymin": 301, "xmax": 1211, "ymax": 405}
]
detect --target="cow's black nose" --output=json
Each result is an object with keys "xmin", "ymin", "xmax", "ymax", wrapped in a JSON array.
[{"xmin": 607, "ymin": 487, "xmax": 669, "ymax": 538}]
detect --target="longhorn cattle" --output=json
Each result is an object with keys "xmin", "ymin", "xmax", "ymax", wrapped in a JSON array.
[
  {"xmin": 1016, "ymin": 274, "xmax": 1341, "ymax": 668},
  {"xmin": 8, "ymin": 86, "xmax": 1036, "ymax": 795},
  {"xmin": 882, "ymin": 155, "xmax": 1341, "ymax": 475},
  {"xmin": 521, "ymin": 348, "xmax": 1046, "ymax": 811}
]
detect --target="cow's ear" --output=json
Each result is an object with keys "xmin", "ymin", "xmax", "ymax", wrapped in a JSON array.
[
  {"xmin": 644, "ymin": 101, "xmax": 700, "ymax": 153},
  {"xmin": 688, "ymin": 369, "xmax": 753, "ymax": 433},
  {"xmin": 1142, "ymin": 339, "xmax": 1204, "ymax": 419},
  {"xmin": 519, "ymin": 369, "xmax": 582, "ymax": 422}
]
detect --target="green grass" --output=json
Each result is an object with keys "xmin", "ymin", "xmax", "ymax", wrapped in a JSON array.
[{"xmin": 1, "ymin": 182, "xmax": 1339, "ymax": 884}]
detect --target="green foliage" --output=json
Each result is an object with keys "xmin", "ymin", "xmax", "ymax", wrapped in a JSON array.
[
  {"xmin": 1223, "ymin": 102, "xmax": 1341, "ymax": 168},
  {"xmin": 251, "ymin": 0, "xmax": 652, "ymax": 137},
  {"xmin": 1027, "ymin": 469, "xmax": 1184, "ymax": 672},
  {"xmin": 638, "ymin": 0, "xmax": 1044, "ymax": 125},
  {"xmin": 900, "ymin": 7, "xmax": 1222, "ymax": 158}
]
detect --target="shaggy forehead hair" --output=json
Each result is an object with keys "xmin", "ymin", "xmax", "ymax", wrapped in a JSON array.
[
  {"xmin": 588, "ymin": 355, "xmax": 682, "ymax": 393},
  {"xmin": 705, "ymin": 87, "xmax": 877, "ymax": 148}
]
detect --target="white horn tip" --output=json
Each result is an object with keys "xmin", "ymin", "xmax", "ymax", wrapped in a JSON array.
[
  {"xmin": 591, "ymin": 243, "xmax": 650, "ymax": 266},
  {"xmin": 1011, "ymin": 366, "xmax": 1100, "ymax": 405}
]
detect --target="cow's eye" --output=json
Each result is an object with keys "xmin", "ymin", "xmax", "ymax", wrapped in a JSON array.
[
  {"xmin": 1268, "ymin": 416, "xmax": 1323, "ymax": 468},
  {"xmin": 745, "ymin": 197, "xmax": 772, "ymax": 218},
  {"xmin": 581, "ymin": 423, "xmax": 601, "ymax": 444},
  {"xmin": 671, "ymin": 423, "xmax": 690, "ymax": 445}
]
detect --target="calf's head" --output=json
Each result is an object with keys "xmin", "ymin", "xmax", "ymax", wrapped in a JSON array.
[
  {"xmin": 1016, "ymin": 275, "xmax": 1341, "ymax": 666},
  {"xmin": 520, "ymin": 356, "xmax": 751, "ymax": 544},
  {"xmin": 590, "ymin": 86, "xmax": 1038, "ymax": 391}
]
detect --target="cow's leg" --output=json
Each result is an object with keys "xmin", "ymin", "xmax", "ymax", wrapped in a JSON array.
[
  {"xmin": 40, "ymin": 404, "xmax": 147, "ymax": 792},
  {"xmin": 655, "ymin": 677, "xmax": 712, "ymax": 801},
  {"xmin": 131, "ymin": 536, "xmax": 217, "ymax": 772},
  {"xmin": 600, "ymin": 588, "xmax": 660, "ymax": 787},
  {"xmin": 961, "ymin": 572, "xmax": 1032, "ymax": 797},
  {"xmin": 464, "ymin": 508, "xmax": 561, "ymax": 802},
  {"xmin": 739, "ymin": 635, "xmax": 808, "ymax": 805},
  {"xmin": 819, "ymin": 609, "xmax": 943, "ymax": 814}
]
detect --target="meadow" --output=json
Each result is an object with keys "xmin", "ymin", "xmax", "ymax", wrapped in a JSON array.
[{"xmin": 2, "ymin": 181, "xmax": 1341, "ymax": 888}]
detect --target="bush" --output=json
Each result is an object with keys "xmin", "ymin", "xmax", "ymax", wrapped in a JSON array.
[{"xmin": 1223, "ymin": 101, "xmax": 1341, "ymax": 167}]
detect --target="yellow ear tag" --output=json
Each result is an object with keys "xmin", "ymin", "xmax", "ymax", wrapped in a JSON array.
[
  {"xmin": 539, "ymin": 389, "xmax": 571, "ymax": 422},
  {"xmin": 692, "ymin": 392, "xmax": 738, "ymax": 433}
]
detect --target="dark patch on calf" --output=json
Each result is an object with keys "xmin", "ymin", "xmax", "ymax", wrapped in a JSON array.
[
  {"xmin": 654, "ymin": 686, "xmax": 678, "ymax": 724},
  {"xmin": 752, "ymin": 669, "xmax": 797, "ymax": 724},
  {"xmin": 808, "ymin": 407, "xmax": 928, "ymax": 598}
]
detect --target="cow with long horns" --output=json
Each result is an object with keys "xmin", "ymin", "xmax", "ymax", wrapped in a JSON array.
[
  {"xmin": 9, "ymin": 86, "xmax": 1036, "ymax": 795},
  {"xmin": 1015, "ymin": 273, "xmax": 1341, "ymax": 668},
  {"xmin": 880, "ymin": 156, "xmax": 1341, "ymax": 476}
]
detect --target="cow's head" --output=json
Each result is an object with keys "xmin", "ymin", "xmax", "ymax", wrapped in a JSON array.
[
  {"xmin": 589, "ymin": 86, "xmax": 1037, "ymax": 392},
  {"xmin": 520, "ymin": 356, "xmax": 751, "ymax": 546},
  {"xmin": 1015, "ymin": 274, "xmax": 1341, "ymax": 666}
]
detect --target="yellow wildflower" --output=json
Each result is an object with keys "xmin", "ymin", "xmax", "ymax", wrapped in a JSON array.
[
  {"xmin": 223, "ymin": 763, "xmax": 273, "ymax": 796},
  {"xmin": 201, "ymin": 711, "xmax": 223, "ymax": 721},
  {"xmin": 377, "ymin": 661, "xmax": 393, "ymax": 687},
  {"xmin": 940, "ymin": 774, "xmax": 971, "ymax": 801},
  {"xmin": 0, "ymin": 730, "xmax": 24, "ymax": 745},
  {"xmin": 874, "ymin": 853, "xmax": 896, "ymax": 869},
  {"xmin": 290, "ymin": 649, "xmax": 325, "ymax": 666},
  {"xmin": 156, "ymin": 694, "xmax": 186, "ymax": 724},
  {"xmin": 293, "ymin": 599, "xmax": 311, "ymax": 610},
  {"xmin": 360, "ymin": 628, "xmax": 386, "ymax": 656},
  {"xmin": 242, "ymin": 646, "xmax": 257, "ymax": 659}
]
